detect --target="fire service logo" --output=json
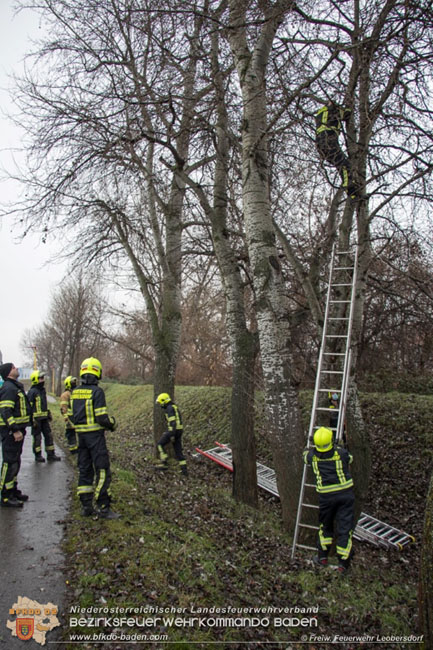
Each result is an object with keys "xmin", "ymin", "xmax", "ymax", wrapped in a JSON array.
[
  {"xmin": 7, "ymin": 596, "xmax": 59, "ymax": 645},
  {"xmin": 16, "ymin": 618, "xmax": 34, "ymax": 640}
]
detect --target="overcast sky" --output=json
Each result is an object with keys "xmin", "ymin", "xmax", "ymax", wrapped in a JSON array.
[{"xmin": 0, "ymin": 2, "xmax": 67, "ymax": 368}]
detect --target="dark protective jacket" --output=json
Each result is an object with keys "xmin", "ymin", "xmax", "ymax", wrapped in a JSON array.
[
  {"xmin": 0, "ymin": 378, "xmax": 32, "ymax": 433},
  {"xmin": 69, "ymin": 374, "xmax": 114, "ymax": 434},
  {"xmin": 27, "ymin": 383, "xmax": 50, "ymax": 422},
  {"xmin": 163, "ymin": 402, "xmax": 183, "ymax": 433},
  {"xmin": 315, "ymin": 104, "xmax": 351, "ymax": 136},
  {"xmin": 304, "ymin": 446, "xmax": 353, "ymax": 494}
]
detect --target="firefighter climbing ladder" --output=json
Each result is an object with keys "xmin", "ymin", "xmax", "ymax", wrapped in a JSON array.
[
  {"xmin": 195, "ymin": 443, "xmax": 415, "ymax": 550},
  {"xmin": 291, "ymin": 243, "xmax": 358, "ymax": 558}
]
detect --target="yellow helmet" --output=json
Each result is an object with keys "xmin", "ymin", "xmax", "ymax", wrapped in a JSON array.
[
  {"xmin": 313, "ymin": 427, "xmax": 333, "ymax": 452},
  {"xmin": 156, "ymin": 393, "xmax": 171, "ymax": 406},
  {"xmin": 64, "ymin": 375, "xmax": 77, "ymax": 390},
  {"xmin": 30, "ymin": 370, "xmax": 44, "ymax": 386},
  {"xmin": 80, "ymin": 357, "xmax": 102, "ymax": 379}
]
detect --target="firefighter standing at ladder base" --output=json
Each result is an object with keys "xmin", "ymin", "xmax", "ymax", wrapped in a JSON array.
[
  {"xmin": 28, "ymin": 370, "xmax": 61, "ymax": 462},
  {"xmin": 60, "ymin": 376, "xmax": 78, "ymax": 455},
  {"xmin": 155, "ymin": 393, "xmax": 188, "ymax": 475},
  {"xmin": 0, "ymin": 363, "xmax": 31, "ymax": 507},
  {"xmin": 304, "ymin": 426, "xmax": 355, "ymax": 574},
  {"xmin": 315, "ymin": 102, "xmax": 359, "ymax": 199},
  {"xmin": 70, "ymin": 357, "xmax": 120, "ymax": 519}
]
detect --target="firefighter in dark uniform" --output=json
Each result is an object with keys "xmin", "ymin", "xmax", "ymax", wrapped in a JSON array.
[
  {"xmin": 155, "ymin": 393, "xmax": 187, "ymax": 475},
  {"xmin": 60, "ymin": 375, "xmax": 78, "ymax": 455},
  {"xmin": 0, "ymin": 363, "xmax": 31, "ymax": 507},
  {"xmin": 304, "ymin": 426, "xmax": 355, "ymax": 573},
  {"xmin": 70, "ymin": 357, "xmax": 119, "ymax": 518},
  {"xmin": 315, "ymin": 102, "xmax": 359, "ymax": 199},
  {"xmin": 27, "ymin": 370, "xmax": 61, "ymax": 462}
]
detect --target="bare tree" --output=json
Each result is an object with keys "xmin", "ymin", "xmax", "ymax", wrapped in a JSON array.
[
  {"xmin": 9, "ymin": 0, "xmax": 212, "ymax": 440},
  {"xmin": 226, "ymin": 0, "xmax": 306, "ymax": 528},
  {"xmin": 21, "ymin": 272, "xmax": 105, "ymax": 393}
]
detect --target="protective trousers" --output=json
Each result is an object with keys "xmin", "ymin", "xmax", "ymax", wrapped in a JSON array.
[
  {"xmin": 32, "ymin": 419, "xmax": 55, "ymax": 458},
  {"xmin": 77, "ymin": 431, "xmax": 111, "ymax": 508},
  {"xmin": 316, "ymin": 131, "xmax": 357, "ymax": 197},
  {"xmin": 65, "ymin": 426, "xmax": 78, "ymax": 454},
  {"xmin": 317, "ymin": 488, "xmax": 355, "ymax": 564},
  {"xmin": 158, "ymin": 430, "xmax": 187, "ymax": 471},
  {"xmin": 0, "ymin": 428, "xmax": 24, "ymax": 500}
]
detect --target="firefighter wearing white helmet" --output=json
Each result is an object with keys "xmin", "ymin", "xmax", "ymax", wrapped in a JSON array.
[
  {"xmin": 303, "ymin": 426, "xmax": 355, "ymax": 574},
  {"xmin": 69, "ymin": 357, "xmax": 119, "ymax": 519},
  {"xmin": 155, "ymin": 393, "xmax": 187, "ymax": 475},
  {"xmin": 59, "ymin": 376, "xmax": 78, "ymax": 455},
  {"xmin": 27, "ymin": 370, "xmax": 61, "ymax": 462}
]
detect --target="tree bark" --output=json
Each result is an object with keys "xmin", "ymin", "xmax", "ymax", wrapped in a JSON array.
[
  {"xmin": 419, "ymin": 469, "xmax": 433, "ymax": 646},
  {"xmin": 227, "ymin": 0, "xmax": 304, "ymax": 530}
]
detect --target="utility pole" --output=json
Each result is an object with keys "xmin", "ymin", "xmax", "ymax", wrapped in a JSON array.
[{"xmin": 26, "ymin": 346, "xmax": 38, "ymax": 370}]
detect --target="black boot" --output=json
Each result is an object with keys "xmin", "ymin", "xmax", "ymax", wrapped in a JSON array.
[
  {"xmin": 1, "ymin": 496, "xmax": 23, "ymax": 508},
  {"xmin": 47, "ymin": 453, "xmax": 61, "ymax": 461},
  {"xmin": 35, "ymin": 455, "xmax": 46, "ymax": 463},
  {"xmin": 97, "ymin": 506, "xmax": 121, "ymax": 520},
  {"xmin": 15, "ymin": 490, "xmax": 29, "ymax": 502}
]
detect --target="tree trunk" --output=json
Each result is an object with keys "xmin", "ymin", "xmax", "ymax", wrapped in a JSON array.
[
  {"xmin": 419, "ymin": 469, "xmax": 433, "ymax": 646},
  {"xmin": 230, "ymin": 331, "xmax": 258, "ymax": 507},
  {"xmin": 228, "ymin": 0, "xmax": 305, "ymax": 531}
]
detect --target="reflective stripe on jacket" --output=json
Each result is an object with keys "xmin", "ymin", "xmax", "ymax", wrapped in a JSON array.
[
  {"xmin": 164, "ymin": 403, "xmax": 183, "ymax": 433},
  {"xmin": 69, "ymin": 376, "xmax": 112, "ymax": 434},
  {"xmin": 316, "ymin": 104, "xmax": 351, "ymax": 135},
  {"xmin": 27, "ymin": 384, "xmax": 49, "ymax": 421},
  {"xmin": 304, "ymin": 446, "xmax": 353, "ymax": 494},
  {"xmin": 0, "ymin": 378, "xmax": 31, "ymax": 431}
]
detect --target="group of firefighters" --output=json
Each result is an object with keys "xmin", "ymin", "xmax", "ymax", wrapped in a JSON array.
[
  {"xmin": 0, "ymin": 358, "xmax": 187, "ymax": 521},
  {"xmin": 0, "ymin": 357, "xmax": 355, "ymax": 574}
]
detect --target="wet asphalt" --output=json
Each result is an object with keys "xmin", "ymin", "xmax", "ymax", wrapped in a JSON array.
[{"xmin": 0, "ymin": 422, "xmax": 73, "ymax": 649}]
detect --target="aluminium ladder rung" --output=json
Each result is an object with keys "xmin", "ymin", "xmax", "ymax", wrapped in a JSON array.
[
  {"xmin": 330, "ymin": 300, "xmax": 351, "ymax": 303},
  {"xmin": 326, "ymin": 334, "xmax": 348, "ymax": 338},
  {"xmin": 316, "ymin": 407, "xmax": 340, "ymax": 412},
  {"xmin": 296, "ymin": 543, "xmax": 317, "ymax": 552},
  {"xmin": 299, "ymin": 523, "xmax": 319, "ymax": 530},
  {"xmin": 321, "ymin": 370, "xmax": 344, "ymax": 374},
  {"xmin": 334, "ymin": 266, "xmax": 354, "ymax": 270}
]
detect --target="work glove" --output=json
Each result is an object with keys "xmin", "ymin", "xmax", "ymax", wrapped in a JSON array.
[
  {"xmin": 47, "ymin": 409, "xmax": 53, "ymax": 422},
  {"xmin": 109, "ymin": 416, "xmax": 117, "ymax": 432}
]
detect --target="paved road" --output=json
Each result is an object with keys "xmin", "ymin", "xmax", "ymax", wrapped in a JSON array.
[{"xmin": 0, "ymin": 424, "xmax": 72, "ymax": 649}]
